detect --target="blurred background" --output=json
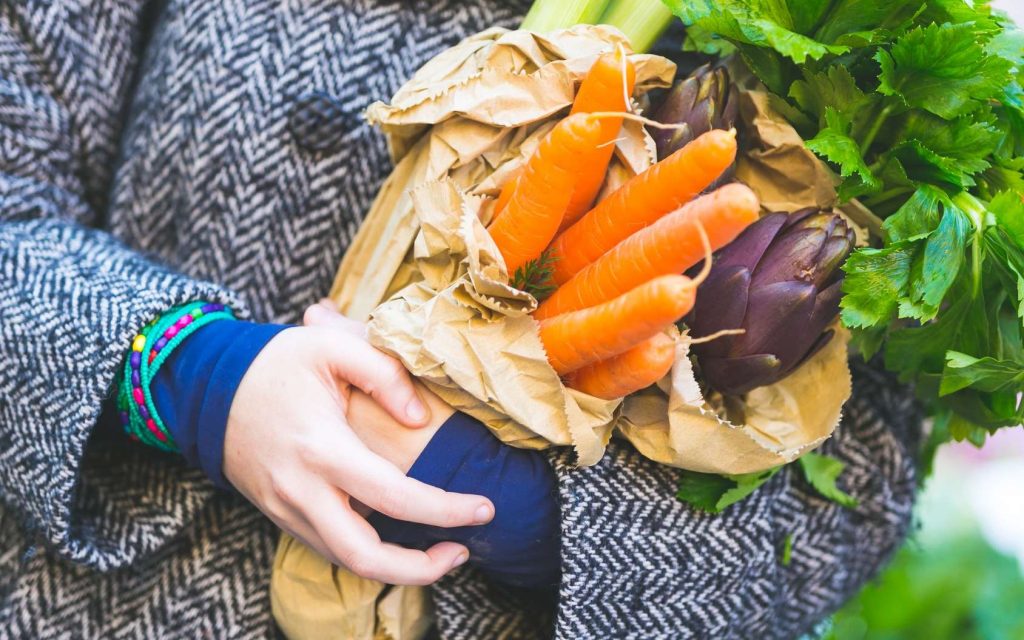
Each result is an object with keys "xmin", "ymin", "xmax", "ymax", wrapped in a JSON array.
[
  {"xmin": 822, "ymin": 431, "xmax": 1024, "ymax": 639},
  {"xmin": 819, "ymin": 5, "xmax": 1024, "ymax": 639}
]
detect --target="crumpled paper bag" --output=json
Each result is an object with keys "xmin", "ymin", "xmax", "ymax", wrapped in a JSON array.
[
  {"xmin": 271, "ymin": 534, "xmax": 432, "ymax": 640},
  {"xmin": 619, "ymin": 326, "xmax": 851, "ymax": 474}
]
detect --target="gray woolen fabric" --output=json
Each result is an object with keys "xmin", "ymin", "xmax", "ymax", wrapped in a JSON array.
[{"xmin": 0, "ymin": 1, "xmax": 920, "ymax": 637}]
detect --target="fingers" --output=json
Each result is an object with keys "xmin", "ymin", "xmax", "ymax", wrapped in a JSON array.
[
  {"xmin": 324, "ymin": 433, "xmax": 494, "ymax": 529},
  {"xmin": 322, "ymin": 331, "xmax": 431, "ymax": 428},
  {"xmin": 303, "ymin": 301, "xmax": 430, "ymax": 428},
  {"xmin": 304, "ymin": 484, "xmax": 471, "ymax": 585}
]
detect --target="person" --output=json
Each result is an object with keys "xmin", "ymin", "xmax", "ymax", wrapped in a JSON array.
[{"xmin": 0, "ymin": 0, "xmax": 922, "ymax": 637}]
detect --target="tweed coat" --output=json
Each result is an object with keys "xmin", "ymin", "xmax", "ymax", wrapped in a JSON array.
[{"xmin": 0, "ymin": 1, "xmax": 921, "ymax": 638}]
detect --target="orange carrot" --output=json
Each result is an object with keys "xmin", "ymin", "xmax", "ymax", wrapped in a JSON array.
[
  {"xmin": 488, "ymin": 114, "xmax": 604, "ymax": 275},
  {"xmin": 564, "ymin": 332, "xmax": 676, "ymax": 399},
  {"xmin": 560, "ymin": 48, "xmax": 637, "ymax": 230},
  {"xmin": 539, "ymin": 275, "xmax": 696, "ymax": 375},
  {"xmin": 548, "ymin": 128, "xmax": 738, "ymax": 284},
  {"xmin": 492, "ymin": 169, "xmax": 522, "ymax": 220},
  {"xmin": 535, "ymin": 184, "xmax": 759, "ymax": 320}
]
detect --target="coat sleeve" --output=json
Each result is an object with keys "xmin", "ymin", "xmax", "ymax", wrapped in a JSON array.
[{"xmin": 0, "ymin": 1, "xmax": 244, "ymax": 570}]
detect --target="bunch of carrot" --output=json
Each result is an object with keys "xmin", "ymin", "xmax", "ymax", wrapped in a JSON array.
[{"xmin": 488, "ymin": 48, "xmax": 759, "ymax": 400}]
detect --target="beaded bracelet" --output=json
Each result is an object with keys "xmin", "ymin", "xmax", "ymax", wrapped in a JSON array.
[{"xmin": 117, "ymin": 302, "xmax": 235, "ymax": 450}]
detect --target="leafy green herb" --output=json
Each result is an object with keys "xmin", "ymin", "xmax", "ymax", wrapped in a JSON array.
[
  {"xmin": 877, "ymin": 23, "xmax": 1012, "ymax": 120},
  {"xmin": 677, "ymin": 453, "xmax": 857, "ymax": 512},
  {"xmin": 666, "ymin": 0, "xmax": 1024, "ymax": 447},
  {"xmin": 510, "ymin": 250, "xmax": 558, "ymax": 300},
  {"xmin": 797, "ymin": 453, "xmax": 858, "ymax": 508},
  {"xmin": 677, "ymin": 467, "xmax": 781, "ymax": 513}
]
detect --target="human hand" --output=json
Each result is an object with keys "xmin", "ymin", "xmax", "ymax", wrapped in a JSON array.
[{"xmin": 223, "ymin": 305, "xmax": 494, "ymax": 585}]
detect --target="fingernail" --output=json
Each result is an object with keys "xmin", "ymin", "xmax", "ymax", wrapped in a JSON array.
[
  {"xmin": 451, "ymin": 552, "xmax": 468, "ymax": 570},
  {"xmin": 406, "ymin": 398, "xmax": 427, "ymax": 423},
  {"xmin": 474, "ymin": 504, "xmax": 493, "ymax": 524}
]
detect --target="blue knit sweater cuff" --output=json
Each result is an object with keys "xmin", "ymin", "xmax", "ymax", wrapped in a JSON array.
[{"xmin": 151, "ymin": 319, "xmax": 290, "ymax": 489}]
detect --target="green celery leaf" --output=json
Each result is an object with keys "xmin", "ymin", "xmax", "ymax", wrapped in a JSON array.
[
  {"xmin": 677, "ymin": 467, "xmax": 781, "ymax": 513},
  {"xmin": 851, "ymin": 325, "xmax": 888, "ymax": 360},
  {"xmin": 751, "ymin": 16, "xmax": 850, "ymax": 64},
  {"xmin": 737, "ymin": 44, "xmax": 798, "ymax": 96},
  {"xmin": 988, "ymin": 22, "xmax": 1024, "ymax": 67},
  {"xmin": 840, "ymin": 243, "xmax": 915, "ymax": 328},
  {"xmin": 920, "ymin": 0, "xmax": 1003, "ymax": 39},
  {"xmin": 905, "ymin": 203, "xmax": 971, "ymax": 321},
  {"xmin": 877, "ymin": 23, "xmax": 1014, "ymax": 119},
  {"xmin": 989, "ymin": 191, "xmax": 1024, "ymax": 250},
  {"xmin": 797, "ymin": 453, "xmax": 858, "ymax": 508},
  {"xmin": 683, "ymin": 22, "xmax": 737, "ymax": 55},
  {"xmin": 994, "ymin": 83, "xmax": 1024, "ymax": 160},
  {"xmin": 882, "ymin": 185, "xmax": 947, "ymax": 242},
  {"xmin": 811, "ymin": 0, "xmax": 925, "ymax": 46},
  {"xmin": 805, "ymin": 107, "xmax": 882, "ymax": 195},
  {"xmin": 947, "ymin": 410, "xmax": 990, "ymax": 446},
  {"xmin": 718, "ymin": 468, "xmax": 781, "ymax": 508},
  {"xmin": 664, "ymin": 0, "xmax": 849, "ymax": 63},
  {"xmin": 984, "ymin": 227, "xmax": 1024, "ymax": 317},
  {"xmin": 978, "ymin": 159, "xmax": 1024, "ymax": 198},
  {"xmin": 789, "ymin": 65, "xmax": 870, "ymax": 123},
  {"xmin": 885, "ymin": 296, "xmax": 972, "ymax": 380},
  {"xmin": 974, "ymin": 229, "xmax": 1024, "ymax": 319},
  {"xmin": 941, "ymin": 351, "xmax": 1024, "ymax": 396},
  {"xmin": 768, "ymin": 93, "xmax": 815, "ymax": 135},
  {"xmin": 898, "ymin": 111, "xmax": 1002, "ymax": 178},
  {"xmin": 890, "ymin": 141, "xmax": 978, "ymax": 189}
]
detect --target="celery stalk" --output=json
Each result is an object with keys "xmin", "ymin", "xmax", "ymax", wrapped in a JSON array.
[
  {"xmin": 599, "ymin": 0, "xmax": 674, "ymax": 53},
  {"xmin": 521, "ymin": 0, "xmax": 612, "ymax": 32}
]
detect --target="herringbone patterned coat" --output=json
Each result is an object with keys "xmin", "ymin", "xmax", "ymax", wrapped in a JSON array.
[{"xmin": 0, "ymin": 1, "xmax": 920, "ymax": 638}]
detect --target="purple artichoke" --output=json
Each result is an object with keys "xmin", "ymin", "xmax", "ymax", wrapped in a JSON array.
[
  {"xmin": 651, "ymin": 63, "xmax": 739, "ymax": 160},
  {"xmin": 687, "ymin": 208, "xmax": 856, "ymax": 396}
]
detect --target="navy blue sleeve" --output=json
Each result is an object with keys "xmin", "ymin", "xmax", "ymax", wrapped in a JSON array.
[
  {"xmin": 150, "ymin": 320, "xmax": 290, "ymax": 489},
  {"xmin": 370, "ymin": 413, "xmax": 562, "ymax": 590}
]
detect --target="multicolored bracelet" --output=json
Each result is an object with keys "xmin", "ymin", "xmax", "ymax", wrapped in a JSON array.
[{"xmin": 117, "ymin": 301, "xmax": 235, "ymax": 450}]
